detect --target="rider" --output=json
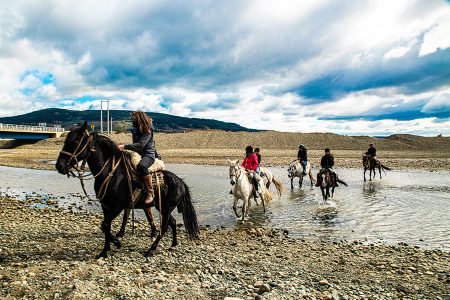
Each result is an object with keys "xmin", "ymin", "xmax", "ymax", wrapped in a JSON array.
[
  {"xmin": 315, "ymin": 148, "xmax": 338, "ymax": 187},
  {"xmin": 242, "ymin": 145, "xmax": 261, "ymax": 196},
  {"xmin": 254, "ymin": 148, "xmax": 261, "ymax": 174},
  {"xmin": 297, "ymin": 144, "xmax": 308, "ymax": 175},
  {"xmin": 118, "ymin": 111, "xmax": 156, "ymax": 205},
  {"xmin": 254, "ymin": 148, "xmax": 261, "ymax": 165},
  {"xmin": 365, "ymin": 143, "xmax": 377, "ymax": 160}
]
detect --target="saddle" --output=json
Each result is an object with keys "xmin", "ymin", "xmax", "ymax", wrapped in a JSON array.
[{"xmin": 123, "ymin": 150, "xmax": 166, "ymax": 188}]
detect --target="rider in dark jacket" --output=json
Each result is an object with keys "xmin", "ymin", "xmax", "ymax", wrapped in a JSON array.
[
  {"xmin": 316, "ymin": 148, "xmax": 338, "ymax": 187},
  {"xmin": 365, "ymin": 143, "xmax": 376, "ymax": 158},
  {"xmin": 118, "ymin": 111, "xmax": 156, "ymax": 205},
  {"xmin": 320, "ymin": 152, "xmax": 334, "ymax": 169},
  {"xmin": 297, "ymin": 144, "xmax": 308, "ymax": 174}
]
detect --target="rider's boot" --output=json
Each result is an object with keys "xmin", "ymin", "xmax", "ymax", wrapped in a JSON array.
[
  {"xmin": 143, "ymin": 175, "xmax": 155, "ymax": 205},
  {"xmin": 252, "ymin": 176, "xmax": 260, "ymax": 197}
]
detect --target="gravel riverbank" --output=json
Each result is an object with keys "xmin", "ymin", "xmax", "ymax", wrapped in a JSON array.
[{"xmin": 0, "ymin": 197, "xmax": 448, "ymax": 300}]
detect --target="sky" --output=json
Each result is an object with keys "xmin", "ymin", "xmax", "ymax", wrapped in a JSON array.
[{"xmin": 0, "ymin": 0, "xmax": 449, "ymax": 136}]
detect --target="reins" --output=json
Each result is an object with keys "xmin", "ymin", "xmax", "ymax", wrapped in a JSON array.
[{"xmin": 60, "ymin": 131, "xmax": 127, "ymax": 206}]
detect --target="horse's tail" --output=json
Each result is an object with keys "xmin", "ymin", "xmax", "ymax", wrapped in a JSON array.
[
  {"xmin": 337, "ymin": 178, "xmax": 348, "ymax": 187},
  {"xmin": 262, "ymin": 188, "xmax": 273, "ymax": 204},
  {"xmin": 177, "ymin": 180, "xmax": 200, "ymax": 240},
  {"xmin": 272, "ymin": 176, "xmax": 285, "ymax": 198},
  {"xmin": 380, "ymin": 163, "xmax": 391, "ymax": 171}
]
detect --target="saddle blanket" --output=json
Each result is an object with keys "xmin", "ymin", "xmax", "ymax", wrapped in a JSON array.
[{"xmin": 124, "ymin": 150, "xmax": 165, "ymax": 173}]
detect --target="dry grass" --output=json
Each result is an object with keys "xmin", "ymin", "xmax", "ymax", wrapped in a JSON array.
[{"xmin": 0, "ymin": 130, "xmax": 449, "ymax": 171}]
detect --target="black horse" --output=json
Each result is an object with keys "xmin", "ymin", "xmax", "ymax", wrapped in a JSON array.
[{"xmin": 55, "ymin": 122, "xmax": 199, "ymax": 258}]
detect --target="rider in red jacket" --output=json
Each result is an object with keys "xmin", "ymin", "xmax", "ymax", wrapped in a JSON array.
[
  {"xmin": 242, "ymin": 145, "xmax": 260, "ymax": 195},
  {"xmin": 242, "ymin": 150, "xmax": 259, "ymax": 171}
]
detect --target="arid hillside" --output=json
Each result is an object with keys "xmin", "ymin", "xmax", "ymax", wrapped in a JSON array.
[{"xmin": 1, "ymin": 131, "xmax": 449, "ymax": 170}]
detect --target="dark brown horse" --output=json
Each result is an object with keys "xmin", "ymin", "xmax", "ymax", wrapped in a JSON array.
[
  {"xmin": 319, "ymin": 169, "xmax": 347, "ymax": 201},
  {"xmin": 56, "ymin": 122, "xmax": 199, "ymax": 258},
  {"xmin": 363, "ymin": 155, "xmax": 391, "ymax": 181}
]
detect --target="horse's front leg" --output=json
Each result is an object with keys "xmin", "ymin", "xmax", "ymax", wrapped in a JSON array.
[
  {"xmin": 299, "ymin": 176, "xmax": 303, "ymax": 188},
  {"xmin": 379, "ymin": 166, "xmax": 382, "ymax": 179},
  {"xmin": 116, "ymin": 208, "xmax": 130, "ymax": 238},
  {"xmin": 145, "ymin": 210, "xmax": 171, "ymax": 257},
  {"xmin": 97, "ymin": 217, "xmax": 121, "ymax": 258},
  {"xmin": 233, "ymin": 196, "xmax": 241, "ymax": 219},
  {"xmin": 309, "ymin": 172, "xmax": 314, "ymax": 187},
  {"xmin": 364, "ymin": 168, "xmax": 367, "ymax": 182},
  {"xmin": 290, "ymin": 177, "xmax": 294, "ymax": 189},
  {"xmin": 144, "ymin": 207, "xmax": 157, "ymax": 238},
  {"xmin": 241, "ymin": 198, "xmax": 247, "ymax": 222}
]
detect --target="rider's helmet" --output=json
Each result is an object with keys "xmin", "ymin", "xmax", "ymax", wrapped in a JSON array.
[
  {"xmin": 325, "ymin": 148, "xmax": 330, "ymax": 153},
  {"xmin": 254, "ymin": 147, "xmax": 260, "ymax": 153},
  {"xmin": 369, "ymin": 143, "xmax": 374, "ymax": 147},
  {"xmin": 245, "ymin": 145, "xmax": 253, "ymax": 154},
  {"xmin": 299, "ymin": 144, "xmax": 305, "ymax": 149}
]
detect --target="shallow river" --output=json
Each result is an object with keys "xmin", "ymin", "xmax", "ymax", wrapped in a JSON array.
[{"xmin": 0, "ymin": 165, "xmax": 449, "ymax": 250}]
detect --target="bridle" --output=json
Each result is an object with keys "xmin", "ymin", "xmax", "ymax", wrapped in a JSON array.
[
  {"xmin": 229, "ymin": 165, "xmax": 242, "ymax": 184},
  {"xmin": 59, "ymin": 129, "xmax": 96, "ymax": 172},
  {"xmin": 59, "ymin": 130, "xmax": 122, "ymax": 202}
]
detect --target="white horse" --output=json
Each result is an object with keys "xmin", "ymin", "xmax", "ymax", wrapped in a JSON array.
[
  {"xmin": 259, "ymin": 167, "xmax": 284, "ymax": 197},
  {"xmin": 228, "ymin": 160, "xmax": 283, "ymax": 221},
  {"xmin": 287, "ymin": 160, "xmax": 316, "ymax": 189}
]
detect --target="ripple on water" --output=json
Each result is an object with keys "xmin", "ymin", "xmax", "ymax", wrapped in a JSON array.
[{"xmin": 0, "ymin": 165, "xmax": 449, "ymax": 250}]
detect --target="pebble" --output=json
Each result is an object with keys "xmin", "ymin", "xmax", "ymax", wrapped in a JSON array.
[
  {"xmin": 319, "ymin": 279, "xmax": 329, "ymax": 285},
  {"xmin": 257, "ymin": 284, "xmax": 271, "ymax": 295}
]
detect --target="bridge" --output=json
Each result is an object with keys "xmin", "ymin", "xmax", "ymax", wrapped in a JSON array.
[{"xmin": 0, "ymin": 123, "xmax": 65, "ymax": 140}]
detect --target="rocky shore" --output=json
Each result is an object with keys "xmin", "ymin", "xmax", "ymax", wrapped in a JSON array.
[{"xmin": 0, "ymin": 197, "xmax": 448, "ymax": 300}]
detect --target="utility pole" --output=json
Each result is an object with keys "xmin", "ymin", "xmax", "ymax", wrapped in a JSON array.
[
  {"xmin": 100, "ymin": 102, "xmax": 103, "ymax": 133},
  {"xmin": 100, "ymin": 100, "xmax": 110, "ymax": 134},
  {"xmin": 107, "ymin": 100, "xmax": 110, "ymax": 134}
]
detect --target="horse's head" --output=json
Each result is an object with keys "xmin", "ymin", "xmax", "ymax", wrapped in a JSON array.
[
  {"xmin": 362, "ymin": 154, "xmax": 369, "ymax": 167},
  {"xmin": 227, "ymin": 159, "xmax": 240, "ymax": 186},
  {"xmin": 55, "ymin": 121, "xmax": 92, "ymax": 175},
  {"xmin": 287, "ymin": 160, "xmax": 300, "ymax": 178}
]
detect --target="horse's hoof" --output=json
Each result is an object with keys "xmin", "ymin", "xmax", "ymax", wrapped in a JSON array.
[
  {"xmin": 144, "ymin": 250, "xmax": 154, "ymax": 258},
  {"xmin": 115, "ymin": 231, "xmax": 124, "ymax": 238},
  {"xmin": 96, "ymin": 252, "xmax": 107, "ymax": 259},
  {"xmin": 170, "ymin": 243, "xmax": 178, "ymax": 249}
]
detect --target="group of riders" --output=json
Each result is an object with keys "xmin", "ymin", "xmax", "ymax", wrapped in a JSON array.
[
  {"xmin": 118, "ymin": 111, "xmax": 379, "ymax": 203},
  {"xmin": 296, "ymin": 143, "xmax": 377, "ymax": 187}
]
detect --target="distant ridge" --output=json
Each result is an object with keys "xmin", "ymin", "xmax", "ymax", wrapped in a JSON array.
[{"xmin": 0, "ymin": 108, "xmax": 255, "ymax": 132}]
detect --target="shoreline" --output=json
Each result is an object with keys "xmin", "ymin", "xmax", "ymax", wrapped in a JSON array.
[{"xmin": 0, "ymin": 197, "xmax": 449, "ymax": 299}]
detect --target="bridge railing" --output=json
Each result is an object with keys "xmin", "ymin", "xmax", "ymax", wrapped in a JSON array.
[{"xmin": 0, "ymin": 123, "xmax": 65, "ymax": 133}]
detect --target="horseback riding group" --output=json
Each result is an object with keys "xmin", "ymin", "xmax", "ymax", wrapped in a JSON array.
[{"xmin": 56, "ymin": 111, "xmax": 390, "ymax": 258}]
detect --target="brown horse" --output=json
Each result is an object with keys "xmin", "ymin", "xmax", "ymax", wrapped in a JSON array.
[
  {"xmin": 363, "ymin": 155, "xmax": 391, "ymax": 181},
  {"xmin": 319, "ymin": 169, "xmax": 347, "ymax": 201}
]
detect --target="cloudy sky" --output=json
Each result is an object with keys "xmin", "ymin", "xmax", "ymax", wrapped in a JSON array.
[{"xmin": 1, "ymin": 0, "xmax": 449, "ymax": 135}]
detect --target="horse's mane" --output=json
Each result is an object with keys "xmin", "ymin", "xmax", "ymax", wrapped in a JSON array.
[{"xmin": 93, "ymin": 133, "xmax": 122, "ymax": 158}]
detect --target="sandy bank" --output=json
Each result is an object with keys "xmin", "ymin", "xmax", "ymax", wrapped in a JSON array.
[{"xmin": 0, "ymin": 131, "xmax": 449, "ymax": 171}]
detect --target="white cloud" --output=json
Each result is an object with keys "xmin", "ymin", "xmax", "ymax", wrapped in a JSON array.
[{"xmin": 0, "ymin": 0, "xmax": 449, "ymax": 136}]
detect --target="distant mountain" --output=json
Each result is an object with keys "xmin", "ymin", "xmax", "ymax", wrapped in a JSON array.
[{"xmin": 0, "ymin": 108, "xmax": 255, "ymax": 132}]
